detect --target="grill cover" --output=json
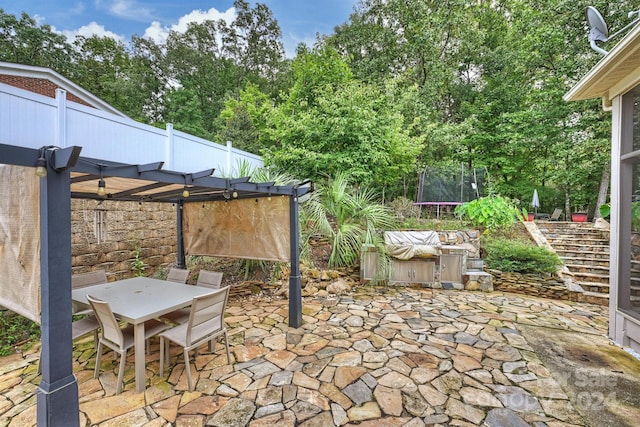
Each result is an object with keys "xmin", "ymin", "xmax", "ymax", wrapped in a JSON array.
[{"xmin": 384, "ymin": 231, "xmax": 442, "ymax": 260}]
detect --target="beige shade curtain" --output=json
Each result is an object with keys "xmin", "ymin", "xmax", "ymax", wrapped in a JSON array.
[
  {"xmin": 0, "ymin": 168, "xmax": 292, "ymax": 324},
  {"xmin": 183, "ymin": 195, "xmax": 291, "ymax": 262},
  {"xmin": 0, "ymin": 165, "xmax": 41, "ymax": 323}
]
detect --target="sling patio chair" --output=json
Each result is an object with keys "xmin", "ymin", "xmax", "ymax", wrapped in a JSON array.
[
  {"xmin": 87, "ymin": 294, "xmax": 170, "ymax": 394},
  {"xmin": 196, "ymin": 270, "xmax": 223, "ymax": 289},
  {"xmin": 37, "ymin": 315, "xmax": 101, "ymax": 375},
  {"xmin": 72, "ymin": 270, "xmax": 108, "ymax": 315},
  {"xmin": 159, "ymin": 286, "xmax": 231, "ymax": 391},
  {"xmin": 550, "ymin": 208, "xmax": 563, "ymax": 221},
  {"xmin": 161, "ymin": 270, "xmax": 223, "ymax": 324},
  {"xmin": 166, "ymin": 267, "xmax": 190, "ymax": 284}
]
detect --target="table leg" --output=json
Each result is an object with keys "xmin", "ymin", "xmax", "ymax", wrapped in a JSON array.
[{"xmin": 134, "ymin": 322, "xmax": 146, "ymax": 393}]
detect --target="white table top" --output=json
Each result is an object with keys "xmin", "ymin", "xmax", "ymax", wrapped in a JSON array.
[{"xmin": 72, "ymin": 276, "xmax": 213, "ymax": 324}]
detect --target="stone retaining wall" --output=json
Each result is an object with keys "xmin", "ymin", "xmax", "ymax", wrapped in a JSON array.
[
  {"xmin": 437, "ymin": 230, "xmax": 481, "ymax": 258},
  {"xmin": 71, "ymin": 199, "xmax": 177, "ymax": 280},
  {"xmin": 489, "ymin": 269, "xmax": 580, "ymax": 301}
]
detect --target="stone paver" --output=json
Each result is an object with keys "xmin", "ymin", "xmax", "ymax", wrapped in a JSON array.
[{"xmin": 0, "ymin": 287, "xmax": 614, "ymax": 426}]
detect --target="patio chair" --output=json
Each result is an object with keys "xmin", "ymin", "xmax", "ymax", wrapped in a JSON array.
[
  {"xmin": 72, "ymin": 270, "xmax": 108, "ymax": 288},
  {"xmin": 72, "ymin": 316, "xmax": 100, "ymax": 349},
  {"xmin": 166, "ymin": 267, "xmax": 190, "ymax": 284},
  {"xmin": 72, "ymin": 270, "xmax": 108, "ymax": 315},
  {"xmin": 87, "ymin": 294, "xmax": 170, "ymax": 394},
  {"xmin": 37, "ymin": 315, "xmax": 101, "ymax": 375},
  {"xmin": 550, "ymin": 208, "xmax": 563, "ymax": 221},
  {"xmin": 161, "ymin": 270, "xmax": 224, "ymax": 324},
  {"xmin": 159, "ymin": 286, "xmax": 231, "ymax": 391},
  {"xmin": 196, "ymin": 270, "xmax": 223, "ymax": 289}
]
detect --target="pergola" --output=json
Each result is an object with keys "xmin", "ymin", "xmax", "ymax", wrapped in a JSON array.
[{"xmin": 1, "ymin": 143, "xmax": 312, "ymax": 426}]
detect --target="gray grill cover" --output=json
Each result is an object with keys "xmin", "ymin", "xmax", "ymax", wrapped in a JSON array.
[{"xmin": 384, "ymin": 231, "xmax": 442, "ymax": 260}]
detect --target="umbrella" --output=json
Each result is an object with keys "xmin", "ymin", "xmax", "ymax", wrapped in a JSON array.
[{"xmin": 531, "ymin": 189, "xmax": 540, "ymax": 215}]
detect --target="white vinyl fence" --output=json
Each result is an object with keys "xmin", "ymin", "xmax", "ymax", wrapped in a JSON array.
[{"xmin": 0, "ymin": 83, "xmax": 263, "ymax": 175}]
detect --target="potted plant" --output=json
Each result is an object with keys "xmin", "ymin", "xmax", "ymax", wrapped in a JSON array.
[{"xmin": 571, "ymin": 209, "xmax": 588, "ymax": 222}]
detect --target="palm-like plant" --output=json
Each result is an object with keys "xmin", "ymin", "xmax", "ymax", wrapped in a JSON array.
[{"xmin": 301, "ymin": 173, "xmax": 396, "ymax": 269}]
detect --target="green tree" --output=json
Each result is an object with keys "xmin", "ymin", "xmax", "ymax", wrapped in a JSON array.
[
  {"xmin": 227, "ymin": 0, "xmax": 286, "ymax": 84},
  {"xmin": 217, "ymin": 83, "xmax": 273, "ymax": 153},
  {"xmin": 0, "ymin": 9, "xmax": 77, "ymax": 76},
  {"xmin": 73, "ymin": 35, "xmax": 148, "ymax": 118},
  {"xmin": 301, "ymin": 172, "xmax": 396, "ymax": 268},
  {"xmin": 263, "ymin": 79, "xmax": 420, "ymax": 195}
]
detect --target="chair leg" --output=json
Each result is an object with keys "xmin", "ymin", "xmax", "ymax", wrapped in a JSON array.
[
  {"xmin": 224, "ymin": 331, "xmax": 230, "ymax": 364},
  {"xmin": 92, "ymin": 330, "xmax": 99, "ymax": 349},
  {"xmin": 184, "ymin": 348, "xmax": 192, "ymax": 391},
  {"xmin": 116, "ymin": 349, "xmax": 127, "ymax": 395},
  {"xmin": 159, "ymin": 337, "xmax": 165, "ymax": 377},
  {"xmin": 94, "ymin": 341, "xmax": 103, "ymax": 379}
]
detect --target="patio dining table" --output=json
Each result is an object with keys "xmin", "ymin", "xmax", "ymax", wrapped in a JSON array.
[{"xmin": 72, "ymin": 276, "xmax": 214, "ymax": 392}]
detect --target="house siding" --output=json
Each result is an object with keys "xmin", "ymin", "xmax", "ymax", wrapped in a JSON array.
[{"xmin": 0, "ymin": 75, "xmax": 94, "ymax": 108}]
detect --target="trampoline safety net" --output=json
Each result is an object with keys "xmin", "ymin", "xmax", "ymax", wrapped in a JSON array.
[{"xmin": 417, "ymin": 164, "xmax": 487, "ymax": 203}]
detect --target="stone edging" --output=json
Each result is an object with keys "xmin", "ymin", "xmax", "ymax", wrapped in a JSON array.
[{"xmin": 488, "ymin": 269, "xmax": 581, "ymax": 301}]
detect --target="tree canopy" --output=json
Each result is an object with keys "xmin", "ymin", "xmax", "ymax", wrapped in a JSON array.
[{"xmin": 0, "ymin": 0, "xmax": 632, "ymax": 212}]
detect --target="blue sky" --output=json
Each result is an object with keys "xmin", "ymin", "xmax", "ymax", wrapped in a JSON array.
[{"xmin": 5, "ymin": 0, "xmax": 358, "ymax": 57}]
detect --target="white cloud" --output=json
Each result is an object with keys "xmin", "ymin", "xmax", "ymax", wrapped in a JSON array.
[
  {"xmin": 142, "ymin": 7, "xmax": 236, "ymax": 45},
  {"xmin": 33, "ymin": 14, "xmax": 47, "ymax": 27},
  {"xmin": 108, "ymin": 0, "xmax": 155, "ymax": 21},
  {"xmin": 61, "ymin": 21, "xmax": 126, "ymax": 43}
]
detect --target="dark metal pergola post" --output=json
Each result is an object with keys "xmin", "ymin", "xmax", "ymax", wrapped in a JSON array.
[
  {"xmin": 288, "ymin": 195, "xmax": 302, "ymax": 328},
  {"xmin": 37, "ymin": 149, "xmax": 79, "ymax": 427},
  {"xmin": 176, "ymin": 201, "xmax": 186, "ymax": 269}
]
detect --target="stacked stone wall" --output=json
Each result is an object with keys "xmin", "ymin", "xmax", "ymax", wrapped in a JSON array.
[
  {"xmin": 437, "ymin": 230, "xmax": 481, "ymax": 258},
  {"xmin": 490, "ymin": 269, "xmax": 579, "ymax": 301},
  {"xmin": 70, "ymin": 199, "xmax": 177, "ymax": 280}
]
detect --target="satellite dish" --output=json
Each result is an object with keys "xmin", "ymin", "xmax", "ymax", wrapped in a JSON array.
[
  {"xmin": 586, "ymin": 6, "xmax": 640, "ymax": 56},
  {"xmin": 587, "ymin": 6, "xmax": 610, "ymax": 55},
  {"xmin": 587, "ymin": 6, "xmax": 609, "ymax": 40}
]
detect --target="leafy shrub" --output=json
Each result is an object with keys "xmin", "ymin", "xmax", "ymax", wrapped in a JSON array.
[
  {"xmin": 600, "ymin": 202, "xmax": 640, "ymax": 231},
  {"xmin": 455, "ymin": 195, "xmax": 520, "ymax": 232},
  {"xmin": 398, "ymin": 216, "xmax": 467, "ymax": 231},
  {"xmin": 0, "ymin": 310, "xmax": 40, "ymax": 356},
  {"xmin": 131, "ymin": 245, "xmax": 147, "ymax": 277},
  {"xmin": 389, "ymin": 197, "xmax": 421, "ymax": 220},
  {"xmin": 484, "ymin": 238, "xmax": 562, "ymax": 274}
]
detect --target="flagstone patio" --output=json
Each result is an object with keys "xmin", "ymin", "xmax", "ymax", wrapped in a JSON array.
[{"xmin": 2, "ymin": 285, "xmax": 638, "ymax": 427}]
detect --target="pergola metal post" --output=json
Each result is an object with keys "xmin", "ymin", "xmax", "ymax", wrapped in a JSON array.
[
  {"xmin": 37, "ymin": 150, "xmax": 79, "ymax": 427},
  {"xmin": 176, "ymin": 201, "xmax": 186, "ymax": 269},
  {"xmin": 288, "ymin": 195, "xmax": 302, "ymax": 328}
]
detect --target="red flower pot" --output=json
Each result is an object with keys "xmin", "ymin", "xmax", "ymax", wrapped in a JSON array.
[{"xmin": 571, "ymin": 212, "xmax": 588, "ymax": 222}]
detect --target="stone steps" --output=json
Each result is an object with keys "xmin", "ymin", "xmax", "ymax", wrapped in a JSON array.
[
  {"xmin": 561, "ymin": 256, "xmax": 610, "ymax": 267},
  {"xmin": 556, "ymin": 249, "xmax": 609, "ymax": 265},
  {"xmin": 536, "ymin": 221, "xmax": 610, "ymax": 306},
  {"xmin": 565, "ymin": 263, "xmax": 610, "ymax": 276},
  {"xmin": 551, "ymin": 243, "xmax": 610, "ymax": 253},
  {"xmin": 578, "ymin": 281, "xmax": 610, "ymax": 294},
  {"xmin": 546, "ymin": 237, "xmax": 609, "ymax": 246}
]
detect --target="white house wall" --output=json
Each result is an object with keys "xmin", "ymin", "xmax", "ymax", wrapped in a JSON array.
[{"xmin": 0, "ymin": 82, "xmax": 264, "ymax": 176}]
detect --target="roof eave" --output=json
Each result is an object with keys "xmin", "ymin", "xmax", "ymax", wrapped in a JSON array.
[
  {"xmin": 565, "ymin": 24, "xmax": 640, "ymax": 105},
  {"xmin": 0, "ymin": 61, "xmax": 130, "ymax": 118}
]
